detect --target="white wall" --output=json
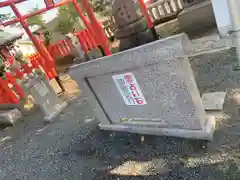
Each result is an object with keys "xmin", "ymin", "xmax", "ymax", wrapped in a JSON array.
[{"xmin": 211, "ymin": 0, "xmax": 232, "ymax": 37}]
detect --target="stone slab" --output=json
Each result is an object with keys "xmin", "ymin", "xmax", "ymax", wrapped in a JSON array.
[
  {"xmin": 188, "ymin": 33, "xmax": 232, "ymax": 56},
  {"xmin": 0, "ymin": 109, "xmax": 23, "ymax": 125},
  {"xmin": 202, "ymin": 92, "xmax": 226, "ymax": 110},
  {"xmin": 70, "ymin": 33, "xmax": 213, "ymax": 139}
]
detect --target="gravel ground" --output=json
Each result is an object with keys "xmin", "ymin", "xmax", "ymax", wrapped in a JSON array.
[{"xmin": 0, "ymin": 49, "xmax": 240, "ymax": 180}]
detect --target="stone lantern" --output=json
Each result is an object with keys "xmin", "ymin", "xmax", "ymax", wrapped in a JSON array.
[{"xmin": 112, "ymin": 0, "xmax": 155, "ymax": 51}]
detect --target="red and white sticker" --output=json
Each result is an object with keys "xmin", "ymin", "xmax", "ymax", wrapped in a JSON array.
[{"xmin": 113, "ymin": 73, "xmax": 147, "ymax": 106}]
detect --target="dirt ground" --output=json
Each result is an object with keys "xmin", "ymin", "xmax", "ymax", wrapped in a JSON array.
[{"xmin": 0, "ymin": 49, "xmax": 239, "ymax": 180}]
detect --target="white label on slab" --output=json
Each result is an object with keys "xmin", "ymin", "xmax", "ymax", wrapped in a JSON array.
[
  {"xmin": 34, "ymin": 81, "xmax": 49, "ymax": 97},
  {"xmin": 113, "ymin": 73, "xmax": 147, "ymax": 106}
]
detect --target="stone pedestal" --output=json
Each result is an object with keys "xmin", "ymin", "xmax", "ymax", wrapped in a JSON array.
[
  {"xmin": 70, "ymin": 33, "xmax": 216, "ymax": 141},
  {"xmin": 119, "ymin": 29, "xmax": 154, "ymax": 51},
  {"xmin": 21, "ymin": 74, "xmax": 67, "ymax": 122},
  {"xmin": 178, "ymin": 0, "xmax": 217, "ymax": 36}
]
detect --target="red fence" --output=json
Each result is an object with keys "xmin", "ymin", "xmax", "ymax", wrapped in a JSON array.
[
  {"xmin": 0, "ymin": 26, "xmax": 107, "ymax": 105},
  {"xmin": 46, "ymin": 28, "xmax": 98, "ymax": 60},
  {"xmin": 75, "ymin": 29, "xmax": 98, "ymax": 52},
  {"xmin": 26, "ymin": 26, "xmax": 107, "ymax": 82},
  {"xmin": 0, "ymin": 60, "xmax": 42, "ymax": 105},
  {"xmin": 47, "ymin": 39, "xmax": 73, "ymax": 59},
  {"xmin": 28, "ymin": 50, "xmax": 57, "ymax": 79}
]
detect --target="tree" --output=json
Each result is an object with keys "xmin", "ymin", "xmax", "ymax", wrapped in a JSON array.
[
  {"xmin": 89, "ymin": 0, "xmax": 113, "ymax": 17},
  {"xmin": 54, "ymin": 0, "xmax": 113, "ymax": 35},
  {"xmin": 26, "ymin": 7, "xmax": 45, "ymax": 28},
  {"xmin": 54, "ymin": 4, "xmax": 80, "ymax": 35},
  {"xmin": 0, "ymin": 13, "xmax": 22, "ymax": 29},
  {"xmin": 0, "ymin": 13, "xmax": 11, "ymax": 22}
]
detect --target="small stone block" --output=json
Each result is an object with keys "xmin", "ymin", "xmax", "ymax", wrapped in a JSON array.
[
  {"xmin": 202, "ymin": 92, "xmax": 226, "ymax": 110},
  {"xmin": 0, "ymin": 109, "xmax": 23, "ymax": 125},
  {"xmin": 49, "ymin": 79, "xmax": 63, "ymax": 94}
]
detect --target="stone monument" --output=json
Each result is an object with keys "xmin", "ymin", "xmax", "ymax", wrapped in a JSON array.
[
  {"xmin": 112, "ymin": 0, "xmax": 155, "ymax": 51},
  {"xmin": 70, "ymin": 33, "xmax": 216, "ymax": 142}
]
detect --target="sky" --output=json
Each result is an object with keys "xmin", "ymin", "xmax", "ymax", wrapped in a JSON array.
[
  {"xmin": 0, "ymin": 0, "xmax": 59, "ymax": 37},
  {"xmin": 0, "ymin": 0, "xmax": 58, "ymax": 22}
]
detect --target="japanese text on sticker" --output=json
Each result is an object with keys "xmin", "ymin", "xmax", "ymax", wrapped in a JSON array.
[{"xmin": 113, "ymin": 73, "xmax": 147, "ymax": 106}]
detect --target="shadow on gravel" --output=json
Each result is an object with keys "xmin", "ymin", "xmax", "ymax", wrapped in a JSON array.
[
  {"xmin": 66, "ymin": 129, "xmax": 240, "ymax": 180},
  {"xmin": 189, "ymin": 48, "xmax": 239, "ymax": 94},
  {"xmin": 104, "ymin": 160, "xmax": 240, "ymax": 180}
]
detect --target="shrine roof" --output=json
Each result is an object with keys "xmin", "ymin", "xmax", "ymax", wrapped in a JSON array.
[{"xmin": 0, "ymin": 30, "xmax": 23, "ymax": 47}]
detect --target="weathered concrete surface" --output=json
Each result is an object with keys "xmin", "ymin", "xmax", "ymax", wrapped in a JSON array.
[
  {"xmin": 71, "ymin": 34, "xmax": 215, "ymax": 139},
  {"xmin": 0, "ymin": 49, "xmax": 239, "ymax": 180},
  {"xmin": 202, "ymin": 92, "xmax": 227, "ymax": 110}
]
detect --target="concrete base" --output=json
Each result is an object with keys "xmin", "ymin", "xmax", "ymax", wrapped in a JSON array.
[
  {"xmin": 177, "ymin": 0, "xmax": 217, "ymax": 36},
  {"xmin": 44, "ymin": 101, "xmax": 68, "ymax": 122},
  {"xmin": 99, "ymin": 116, "xmax": 215, "ymax": 141}
]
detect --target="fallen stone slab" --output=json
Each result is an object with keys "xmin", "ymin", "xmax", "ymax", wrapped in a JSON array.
[
  {"xmin": 202, "ymin": 92, "xmax": 227, "ymax": 111},
  {"xmin": 70, "ymin": 33, "xmax": 216, "ymax": 141}
]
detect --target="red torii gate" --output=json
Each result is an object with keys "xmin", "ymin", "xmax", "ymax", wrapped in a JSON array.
[
  {"xmin": 0, "ymin": 0, "xmax": 156, "ymax": 104},
  {"xmin": 0, "ymin": 0, "xmax": 156, "ymax": 76}
]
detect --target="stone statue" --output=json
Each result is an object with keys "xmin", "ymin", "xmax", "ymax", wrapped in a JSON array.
[
  {"xmin": 112, "ymin": 0, "xmax": 155, "ymax": 51},
  {"xmin": 113, "ymin": 0, "xmax": 140, "ymax": 28}
]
